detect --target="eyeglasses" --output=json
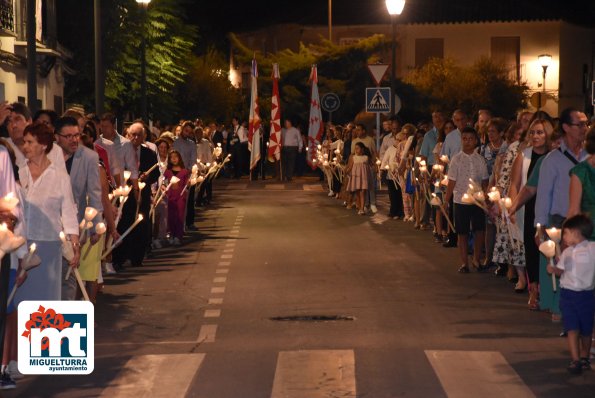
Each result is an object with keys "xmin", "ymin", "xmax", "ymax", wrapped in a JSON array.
[
  {"xmin": 568, "ymin": 121, "xmax": 589, "ymax": 128},
  {"xmin": 57, "ymin": 133, "xmax": 81, "ymax": 140}
]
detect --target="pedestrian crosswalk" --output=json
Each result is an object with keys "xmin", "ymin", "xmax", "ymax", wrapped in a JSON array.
[{"xmin": 97, "ymin": 349, "xmax": 536, "ymax": 397}]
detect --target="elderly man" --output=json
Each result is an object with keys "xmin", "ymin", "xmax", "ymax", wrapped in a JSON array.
[
  {"xmin": 535, "ymin": 108, "xmax": 589, "ymax": 319},
  {"xmin": 113, "ymin": 122, "xmax": 160, "ymax": 269},
  {"xmin": 54, "ymin": 117, "xmax": 103, "ymax": 300}
]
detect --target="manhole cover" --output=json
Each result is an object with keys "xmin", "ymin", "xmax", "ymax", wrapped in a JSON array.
[{"xmin": 270, "ymin": 315, "xmax": 356, "ymax": 322}]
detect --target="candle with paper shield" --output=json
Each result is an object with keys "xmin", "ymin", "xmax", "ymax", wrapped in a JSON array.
[
  {"xmin": 59, "ymin": 231, "xmax": 75, "ymax": 261},
  {"xmin": 430, "ymin": 193, "xmax": 442, "ymax": 206},
  {"xmin": 0, "ymin": 223, "xmax": 26, "ymax": 260},
  {"xmin": 539, "ymin": 240, "xmax": 558, "ymax": 291},
  {"xmin": 102, "ymin": 215, "xmax": 144, "ymax": 260},
  {"xmin": 0, "ymin": 192, "xmax": 19, "ymax": 211},
  {"xmin": 6, "ymin": 243, "xmax": 41, "ymax": 306},
  {"xmin": 440, "ymin": 154, "xmax": 449, "ymax": 163},
  {"xmin": 461, "ymin": 193, "xmax": 474, "ymax": 204},
  {"xmin": 81, "ymin": 222, "xmax": 107, "ymax": 260},
  {"xmin": 440, "ymin": 176, "xmax": 449, "ymax": 186},
  {"xmin": 487, "ymin": 188, "xmax": 501, "ymax": 202},
  {"xmin": 123, "ymin": 170, "xmax": 132, "ymax": 183},
  {"xmin": 151, "ymin": 175, "xmax": 180, "ymax": 215},
  {"xmin": 545, "ymin": 226, "xmax": 562, "ymax": 257}
]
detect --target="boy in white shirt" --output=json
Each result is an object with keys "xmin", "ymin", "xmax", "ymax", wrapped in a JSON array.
[
  {"xmin": 547, "ymin": 214, "xmax": 595, "ymax": 375},
  {"xmin": 444, "ymin": 127, "xmax": 489, "ymax": 273}
]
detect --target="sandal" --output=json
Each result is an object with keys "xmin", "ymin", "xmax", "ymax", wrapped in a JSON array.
[
  {"xmin": 580, "ymin": 358, "xmax": 591, "ymax": 370},
  {"xmin": 567, "ymin": 360, "xmax": 582, "ymax": 375},
  {"xmin": 514, "ymin": 281, "xmax": 527, "ymax": 293},
  {"xmin": 458, "ymin": 264, "xmax": 470, "ymax": 273}
]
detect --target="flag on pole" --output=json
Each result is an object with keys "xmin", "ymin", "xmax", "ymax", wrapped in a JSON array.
[
  {"xmin": 268, "ymin": 63, "xmax": 282, "ymax": 162},
  {"xmin": 306, "ymin": 65, "xmax": 324, "ymax": 169},
  {"xmin": 248, "ymin": 58, "xmax": 261, "ymax": 171}
]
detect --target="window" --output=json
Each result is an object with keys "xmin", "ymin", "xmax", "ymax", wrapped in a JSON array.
[
  {"xmin": 491, "ymin": 37, "xmax": 520, "ymax": 83},
  {"xmin": 415, "ymin": 38, "xmax": 444, "ymax": 68}
]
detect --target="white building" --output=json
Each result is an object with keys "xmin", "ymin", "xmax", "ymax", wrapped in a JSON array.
[
  {"xmin": 0, "ymin": 0, "xmax": 69, "ymax": 113},
  {"xmin": 232, "ymin": 19, "xmax": 595, "ymax": 116}
]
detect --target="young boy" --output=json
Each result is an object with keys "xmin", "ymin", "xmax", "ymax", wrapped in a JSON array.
[
  {"xmin": 547, "ymin": 214, "xmax": 595, "ymax": 374},
  {"xmin": 444, "ymin": 127, "xmax": 489, "ymax": 273}
]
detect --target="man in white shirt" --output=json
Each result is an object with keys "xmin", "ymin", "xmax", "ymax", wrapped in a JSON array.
[
  {"xmin": 444, "ymin": 127, "xmax": 489, "ymax": 273},
  {"xmin": 195, "ymin": 127, "xmax": 214, "ymax": 206},
  {"xmin": 99, "ymin": 113, "xmax": 139, "ymax": 190},
  {"xmin": 173, "ymin": 121, "xmax": 198, "ymax": 229},
  {"xmin": 230, "ymin": 117, "xmax": 248, "ymax": 178},
  {"xmin": 440, "ymin": 109, "xmax": 466, "ymax": 162},
  {"xmin": 281, "ymin": 118, "xmax": 303, "ymax": 181}
]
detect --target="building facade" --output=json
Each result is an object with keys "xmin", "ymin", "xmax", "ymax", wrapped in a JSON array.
[
  {"xmin": 232, "ymin": 20, "xmax": 595, "ymax": 117},
  {"xmin": 0, "ymin": 0, "xmax": 69, "ymax": 112}
]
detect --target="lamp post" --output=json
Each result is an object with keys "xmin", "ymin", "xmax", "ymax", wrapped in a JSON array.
[
  {"xmin": 385, "ymin": 0, "xmax": 406, "ymax": 116},
  {"xmin": 537, "ymin": 54, "xmax": 552, "ymax": 110},
  {"xmin": 136, "ymin": 0, "xmax": 151, "ymax": 123},
  {"xmin": 94, "ymin": 0, "xmax": 104, "ymax": 115}
]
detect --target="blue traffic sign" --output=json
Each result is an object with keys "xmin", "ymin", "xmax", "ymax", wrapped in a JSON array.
[{"xmin": 366, "ymin": 87, "xmax": 391, "ymax": 113}]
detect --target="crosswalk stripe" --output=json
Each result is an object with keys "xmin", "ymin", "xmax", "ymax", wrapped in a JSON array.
[
  {"xmin": 270, "ymin": 350, "xmax": 356, "ymax": 398},
  {"xmin": 99, "ymin": 354, "xmax": 205, "ymax": 397},
  {"xmin": 425, "ymin": 350, "xmax": 535, "ymax": 398}
]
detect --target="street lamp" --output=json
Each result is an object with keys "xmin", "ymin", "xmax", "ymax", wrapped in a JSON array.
[
  {"xmin": 537, "ymin": 54, "xmax": 551, "ymax": 110},
  {"xmin": 386, "ymin": 0, "xmax": 406, "ymax": 116},
  {"xmin": 136, "ymin": 0, "xmax": 151, "ymax": 123}
]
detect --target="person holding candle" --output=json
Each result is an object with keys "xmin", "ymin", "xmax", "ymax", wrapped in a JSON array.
[
  {"xmin": 164, "ymin": 150, "xmax": 190, "ymax": 245},
  {"xmin": 567, "ymin": 126, "xmax": 595, "ymax": 241},
  {"xmin": 381, "ymin": 137, "xmax": 405, "ymax": 220},
  {"xmin": 444, "ymin": 127, "xmax": 489, "ymax": 273},
  {"xmin": 508, "ymin": 119, "xmax": 553, "ymax": 302},
  {"xmin": 112, "ymin": 122, "xmax": 160, "ymax": 269},
  {"xmin": 54, "ymin": 117, "xmax": 104, "ymax": 300},
  {"xmin": 535, "ymin": 108, "xmax": 589, "ymax": 321},
  {"xmin": 14, "ymin": 123, "xmax": 79, "ymax": 304},
  {"xmin": 546, "ymin": 214, "xmax": 595, "ymax": 374},
  {"xmin": 345, "ymin": 142, "xmax": 371, "ymax": 215},
  {"xmin": 152, "ymin": 139, "xmax": 170, "ymax": 249},
  {"xmin": 99, "ymin": 113, "xmax": 139, "ymax": 190}
]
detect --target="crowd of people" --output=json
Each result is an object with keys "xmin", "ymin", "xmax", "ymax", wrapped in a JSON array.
[
  {"xmin": 0, "ymin": 102, "xmax": 235, "ymax": 389},
  {"xmin": 313, "ymin": 107, "xmax": 595, "ymax": 374}
]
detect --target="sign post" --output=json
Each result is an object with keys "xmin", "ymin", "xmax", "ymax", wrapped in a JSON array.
[
  {"xmin": 366, "ymin": 64, "xmax": 390, "ymax": 152},
  {"xmin": 321, "ymin": 92, "xmax": 340, "ymax": 124},
  {"xmin": 366, "ymin": 87, "xmax": 391, "ymax": 152}
]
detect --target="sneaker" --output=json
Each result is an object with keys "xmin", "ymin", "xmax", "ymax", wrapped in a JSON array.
[
  {"xmin": 370, "ymin": 205, "xmax": 378, "ymax": 214},
  {"xmin": 152, "ymin": 239, "xmax": 162, "ymax": 249},
  {"xmin": 0, "ymin": 372, "xmax": 16, "ymax": 389},
  {"xmin": 103, "ymin": 262, "xmax": 117, "ymax": 275},
  {"xmin": 7, "ymin": 361, "xmax": 22, "ymax": 380}
]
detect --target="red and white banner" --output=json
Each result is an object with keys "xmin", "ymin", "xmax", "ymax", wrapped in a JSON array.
[
  {"xmin": 306, "ymin": 65, "xmax": 324, "ymax": 169},
  {"xmin": 268, "ymin": 64, "xmax": 282, "ymax": 162},
  {"xmin": 248, "ymin": 58, "xmax": 261, "ymax": 170}
]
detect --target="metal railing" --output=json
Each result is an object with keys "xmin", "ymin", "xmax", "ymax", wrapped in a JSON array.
[{"xmin": 0, "ymin": 1, "xmax": 14, "ymax": 33}]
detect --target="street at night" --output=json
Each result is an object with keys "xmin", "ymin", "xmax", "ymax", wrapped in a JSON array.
[{"xmin": 5, "ymin": 180, "xmax": 595, "ymax": 397}]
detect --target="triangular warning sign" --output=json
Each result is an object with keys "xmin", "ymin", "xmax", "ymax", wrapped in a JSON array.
[{"xmin": 367, "ymin": 64, "xmax": 389, "ymax": 86}]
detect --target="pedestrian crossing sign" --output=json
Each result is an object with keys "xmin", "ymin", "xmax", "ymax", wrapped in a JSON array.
[{"xmin": 366, "ymin": 87, "xmax": 391, "ymax": 113}]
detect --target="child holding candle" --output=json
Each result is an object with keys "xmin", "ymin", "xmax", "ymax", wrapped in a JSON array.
[
  {"xmin": 444, "ymin": 127, "xmax": 490, "ymax": 273},
  {"xmin": 164, "ymin": 150, "xmax": 190, "ymax": 245},
  {"xmin": 547, "ymin": 214, "xmax": 595, "ymax": 374},
  {"xmin": 345, "ymin": 143, "xmax": 371, "ymax": 215}
]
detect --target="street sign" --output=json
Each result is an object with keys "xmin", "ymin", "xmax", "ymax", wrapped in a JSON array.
[
  {"xmin": 321, "ymin": 92, "xmax": 341, "ymax": 113},
  {"xmin": 366, "ymin": 87, "xmax": 391, "ymax": 113},
  {"xmin": 367, "ymin": 64, "xmax": 389, "ymax": 86}
]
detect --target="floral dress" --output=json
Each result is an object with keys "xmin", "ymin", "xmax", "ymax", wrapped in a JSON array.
[{"xmin": 492, "ymin": 141, "xmax": 525, "ymax": 267}]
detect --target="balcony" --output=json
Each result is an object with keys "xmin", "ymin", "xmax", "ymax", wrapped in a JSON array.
[{"xmin": 0, "ymin": 1, "xmax": 15, "ymax": 34}]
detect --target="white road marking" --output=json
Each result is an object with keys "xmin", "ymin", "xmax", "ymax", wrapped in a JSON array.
[
  {"xmin": 221, "ymin": 254, "xmax": 233, "ymax": 259},
  {"xmin": 223, "ymin": 248, "xmax": 234, "ymax": 253},
  {"xmin": 197, "ymin": 324, "xmax": 217, "ymax": 343},
  {"xmin": 208, "ymin": 298, "xmax": 224, "ymax": 305},
  {"xmin": 425, "ymin": 350, "xmax": 535, "ymax": 398},
  {"xmin": 216, "ymin": 269, "xmax": 229, "ymax": 274},
  {"xmin": 227, "ymin": 239, "xmax": 237, "ymax": 242},
  {"xmin": 204, "ymin": 309, "xmax": 221, "ymax": 318},
  {"xmin": 225, "ymin": 243, "xmax": 236, "ymax": 247},
  {"xmin": 270, "ymin": 350, "xmax": 356, "ymax": 398},
  {"xmin": 99, "ymin": 354, "xmax": 205, "ymax": 397},
  {"xmin": 218, "ymin": 261, "xmax": 231, "ymax": 266},
  {"xmin": 211, "ymin": 287, "xmax": 225, "ymax": 294},
  {"xmin": 213, "ymin": 277, "xmax": 227, "ymax": 283}
]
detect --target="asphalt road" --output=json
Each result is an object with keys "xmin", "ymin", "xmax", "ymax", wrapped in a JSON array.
[{"xmin": 7, "ymin": 177, "xmax": 595, "ymax": 397}]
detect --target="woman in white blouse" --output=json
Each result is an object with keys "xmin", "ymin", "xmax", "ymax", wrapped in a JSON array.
[{"xmin": 15, "ymin": 123, "xmax": 79, "ymax": 303}]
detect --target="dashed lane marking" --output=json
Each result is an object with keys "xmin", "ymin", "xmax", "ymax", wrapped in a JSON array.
[
  {"xmin": 218, "ymin": 261, "xmax": 231, "ymax": 266},
  {"xmin": 211, "ymin": 287, "xmax": 226, "ymax": 294},
  {"xmin": 213, "ymin": 277, "xmax": 227, "ymax": 283},
  {"xmin": 216, "ymin": 269, "xmax": 229, "ymax": 274},
  {"xmin": 197, "ymin": 325, "xmax": 217, "ymax": 343},
  {"xmin": 204, "ymin": 309, "xmax": 221, "ymax": 318},
  {"xmin": 221, "ymin": 254, "xmax": 233, "ymax": 259},
  {"xmin": 208, "ymin": 298, "xmax": 224, "ymax": 305}
]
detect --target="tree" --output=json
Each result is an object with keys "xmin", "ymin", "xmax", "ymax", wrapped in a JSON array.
[{"xmin": 405, "ymin": 57, "xmax": 529, "ymax": 118}]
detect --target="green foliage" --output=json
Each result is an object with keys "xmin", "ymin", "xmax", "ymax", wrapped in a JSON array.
[
  {"xmin": 405, "ymin": 57, "xmax": 529, "ymax": 119},
  {"xmin": 102, "ymin": 0, "xmax": 197, "ymax": 121}
]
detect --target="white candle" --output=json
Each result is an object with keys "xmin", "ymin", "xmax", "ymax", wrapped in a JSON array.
[
  {"xmin": 462, "ymin": 193, "xmax": 474, "ymax": 204},
  {"xmin": 123, "ymin": 170, "xmax": 132, "ymax": 182},
  {"xmin": 102, "ymin": 215, "xmax": 144, "ymax": 260},
  {"xmin": 0, "ymin": 192, "xmax": 19, "ymax": 211},
  {"xmin": 545, "ymin": 227, "xmax": 561, "ymax": 243},
  {"xmin": 138, "ymin": 182, "xmax": 146, "ymax": 191},
  {"xmin": 95, "ymin": 222, "xmax": 107, "ymax": 235},
  {"xmin": 503, "ymin": 197, "xmax": 512, "ymax": 209},
  {"xmin": 487, "ymin": 189, "xmax": 501, "ymax": 202},
  {"xmin": 473, "ymin": 191, "xmax": 485, "ymax": 202},
  {"xmin": 440, "ymin": 154, "xmax": 449, "ymax": 163},
  {"xmin": 440, "ymin": 176, "xmax": 449, "ymax": 186},
  {"xmin": 84, "ymin": 207, "xmax": 98, "ymax": 221},
  {"xmin": 384, "ymin": 165, "xmax": 390, "ymax": 170}
]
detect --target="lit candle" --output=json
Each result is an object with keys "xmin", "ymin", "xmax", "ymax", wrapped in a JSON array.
[
  {"xmin": 462, "ymin": 193, "xmax": 474, "ymax": 204},
  {"xmin": 440, "ymin": 154, "xmax": 449, "ymax": 163},
  {"xmin": 535, "ymin": 223, "xmax": 541, "ymax": 239},
  {"xmin": 419, "ymin": 160, "xmax": 426, "ymax": 167},
  {"xmin": 323, "ymin": 161, "xmax": 329, "ymax": 167},
  {"xmin": 545, "ymin": 227, "xmax": 561, "ymax": 243},
  {"xmin": 503, "ymin": 197, "xmax": 512, "ymax": 209},
  {"xmin": 539, "ymin": 240, "xmax": 558, "ymax": 292},
  {"xmin": 384, "ymin": 165, "xmax": 390, "ymax": 170},
  {"xmin": 123, "ymin": 170, "xmax": 132, "ymax": 183},
  {"xmin": 317, "ymin": 144, "xmax": 322, "ymax": 150},
  {"xmin": 440, "ymin": 176, "xmax": 449, "ymax": 186},
  {"xmin": 82, "ymin": 223, "xmax": 107, "ymax": 260},
  {"xmin": 139, "ymin": 182, "xmax": 146, "ymax": 191},
  {"xmin": 59, "ymin": 231, "xmax": 75, "ymax": 261},
  {"xmin": 0, "ymin": 223, "xmax": 25, "ymax": 259},
  {"xmin": 375, "ymin": 159, "xmax": 381, "ymax": 166},
  {"xmin": 6, "ymin": 243, "xmax": 40, "ymax": 305},
  {"xmin": 487, "ymin": 189, "xmax": 501, "ymax": 202},
  {"xmin": 0, "ymin": 192, "xmax": 19, "ymax": 211},
  {"xmin": 473, "ymin": 191, "xmax": 485, "ymax": 202},
  {"xmin": 84, "ymin": 207, "xmax": 98, "ymax": 221}
]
